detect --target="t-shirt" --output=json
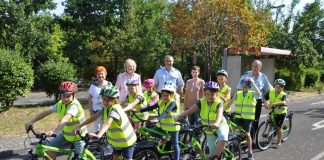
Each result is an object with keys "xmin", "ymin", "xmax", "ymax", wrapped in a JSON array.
[
  {"xmin": 50, "ymin": 102, "xmax": 78, "ymax": 117},
  {"xmin": 264, "ymin": 92, "xmax": 287, "ymax": 102},
  {"xmin": 109, "ymin": 110, "xmax": 121, "ymax": 121},
  {"xmin": 184, "ymin": 79, "xmax": 205, "ymax": 108},
  {"xmin": 89, "ymin": 81, "xmax": 112, "ymax": 111}
]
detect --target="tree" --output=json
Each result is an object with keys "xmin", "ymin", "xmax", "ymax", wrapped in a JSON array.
[
  {"xmin": 167, "ymin": 0, "xmax": 272, "ymax": 79},
  {"xmin": 0, "ymin": 49, "xmax": 34, "ymax": 111}
]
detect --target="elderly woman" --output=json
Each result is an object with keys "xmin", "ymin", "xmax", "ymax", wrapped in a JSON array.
[
  {"xmin": 88, "ymin": 66, "xmax": 112, "ymax": 132},
  {"xmin": 115, "ymin": 59, "xmax": 142, "ymax": 102}
]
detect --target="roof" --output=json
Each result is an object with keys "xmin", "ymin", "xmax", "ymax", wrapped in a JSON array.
[{"xmin": 227, "ymin": 47, "xmax": 292, "ymax": 56}]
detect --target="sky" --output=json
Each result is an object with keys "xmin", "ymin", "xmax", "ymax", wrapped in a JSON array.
[{"xmin": 50, "ymin": 0, "xmax": 317, "ymax": 16}]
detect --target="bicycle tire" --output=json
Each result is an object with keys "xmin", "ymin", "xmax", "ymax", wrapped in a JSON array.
[
  {"xmin": 179, "ymin": 130, "xmax": 203, "ymax": 160},
  {"xmin": 133, "ymin": 148, "xmax": 159, "ymax": 160},
  {"xmin": 86, "ymin": 144, "xmax": 104, "ymax": 160},
  {"xmin": 220, "ymin": 139, "xmax": 242, "ymax": 160},
  {"xmin": 281, "ymin": 117, "xmax": 292, "ymax": 142},
  {"xmin": 256, "ymin": 121, "xmax": 274, "ymax": 151}
]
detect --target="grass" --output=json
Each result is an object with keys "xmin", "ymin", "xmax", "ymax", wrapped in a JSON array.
[{"xmin": 0, "ymin": 106, "xmax": 91, "ymax": 138}]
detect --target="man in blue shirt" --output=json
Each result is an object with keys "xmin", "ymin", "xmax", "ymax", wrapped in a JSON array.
[
  {"xmin": 153, "ymin": 55, "xmax": 184, "ymax": 97},
  {"xmin": 237, "ymin": 60, "xmax": 273, "ymax": 137}
]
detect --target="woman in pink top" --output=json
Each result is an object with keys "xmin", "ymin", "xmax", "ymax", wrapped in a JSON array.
[
  {"xmin": 115, "ymin": 59, "xmax": 142, "ymax": 102},
  {"xmin": 184, "ymin": 66, "xmax": 205, "ymax": 125}
]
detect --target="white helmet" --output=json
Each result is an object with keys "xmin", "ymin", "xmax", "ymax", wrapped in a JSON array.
[{"xmin": 161, "ymin": 81, "xmax": 176, "ymax": 93}]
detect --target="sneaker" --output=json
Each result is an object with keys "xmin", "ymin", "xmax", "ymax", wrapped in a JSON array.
[{"xmin": 247, "ymin": 152, "xmax": 254, "ymax": 160}]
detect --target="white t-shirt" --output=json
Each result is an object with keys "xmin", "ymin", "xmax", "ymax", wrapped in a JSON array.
[
  {"xmin": 89, "ymin": 81, "xmax": 112, "ymax": 111},
  {"xmin": 51, "ymin": 102, "xmax": 79, "ymax": 117}
]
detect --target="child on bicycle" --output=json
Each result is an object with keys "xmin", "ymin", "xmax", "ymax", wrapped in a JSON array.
[
  {"xmin": 75, "ymin": 85, "xmax": 137, "ymax": 160},
  {"xmin": 143, "ymin": 79, "xmax": 159, "ymax": 117},
  {"xmin": 226, "ymin": 77, "xmax": 260, "ymax": 160},
  {"xmin": 264, "ymin": 78, "xmax": 288, "ymax": 147},
  {"xmin": 216, "ymin": 70, "xmax": 232, "ymax": 113},
  {"xmin": 25, "ymin": 81, "xmax": 88, "ymax": 159},
  {"xmin": 134, "ymin": 82, "xmax": 181, "ymax": 160},
  {"xmin": 178, "ymin": 81, "xmax": 229, "ymax": 160},
  {"xmin": 122, "ymin": 79, "xmax": 148, "ymax": 130}
]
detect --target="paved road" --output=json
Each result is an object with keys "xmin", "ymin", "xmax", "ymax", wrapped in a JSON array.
[
  {"xmin": 254, "ymin": 95, "xmax": 324, "ymax": 160},
  {"xmin": 2, "ymin": 94, "xmax": 324, "ymax": 160}
]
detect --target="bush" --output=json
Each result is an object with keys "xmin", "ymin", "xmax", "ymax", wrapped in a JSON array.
[
  {"xmin": 304, "ymin": 68, "xmax": 320, "ymax": 87},
  {"xmin": 319, "ymin": 69, "xmax": 324, "ymax": 82},
  {"xmin": 36, "ymin": 60, "xmax": 77, "ymax": 100},
  {"xmin": 0, "ymin": 49, "xmax": 34, "ymax": 110},
  {"xmin": 275, "ymin": 69, "xmax": 292, "ymax": 90},
  {"xmin": 275, "ymin": 68, "xmax": 305, "ymax": 91}
]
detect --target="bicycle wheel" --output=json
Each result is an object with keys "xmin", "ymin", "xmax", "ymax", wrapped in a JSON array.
[
  {"xmin": 133, "ymin": 148, "xmax": 159, "ymax": 160},
  {"xmin": 220, "ymin": 139, "xmax": 242, "ymax": 160},
  {"xmin": 256, "ymin": 121, "xmax": 274, "ymax": 151},
  {"xmin": 281, "ymin": 117, "xmax": 292, "ymax": 142},
  {"xmin": 87, "ymin": 144, "xmax": 104, "ymax": 160},
  {"xmin": 179, "ymin": 130, "xmax": 203, "ymax": 160}
]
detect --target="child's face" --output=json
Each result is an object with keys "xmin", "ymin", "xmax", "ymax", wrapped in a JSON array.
[
  {"xmin": 145, "ymin": 87, "xmax": 152, "ymax": 91},
  {"xmin": 217, "ymin": 75, "xmax": 227, "ymax": 85},
  {"xmin": 191, "ymin": 70, "xmax": 199, "ymax": 78},
  {"xmin": 274, "ymin": 84, "xmax": 283, "ymax": 92},
  {"xmin": 242, "ymin": 86, "xmax": 249, "ymax": 92},
  {"xmin": 102, "ymin": 96, "xmax": 114, "ymax": 107},
  {"xmin": 161, "ymin": 91, "xmax": 172, "ymax": 101},
  {"xmin": 61, "ymin": 93, "xmax": 74, "ymax": 104},
  {"xmin": 205, "ymin": 90, "xmax": 218, "ymax": 102},
  {"xmin": 127, "ymin": 85, "xmax": 137, "ymax": 94}
]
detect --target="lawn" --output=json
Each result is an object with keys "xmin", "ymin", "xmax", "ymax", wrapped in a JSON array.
[{"xmin": 0, "ymin": 106, "xmax": 91, "ymax": 138}]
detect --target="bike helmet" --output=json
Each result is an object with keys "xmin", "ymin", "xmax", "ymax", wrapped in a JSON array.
[
  {"xmin": 59, "ymin": 81, "xmax": 78, "ymax": 94},
  {"xmin": 161, "ymin": 81, "xmax": 176, "ymax": 93},
  {"xmin": 143, "ymin": 79, "xmax": 154, "ymax": 88},
  {"xmin": 240, "ymin": 77, "xmax": 252, "ymax": 87},
  {"xmin": 274, "ymin": 79, "xmax": 286, "ymax": 87},
  {"xmin": 204, "ymin": 81, "xmax": 220, "ymax": 91},
  {"xmin": 100, "ymin": 85, "xmax": 119, "ymax": 98},
  {"xmin": 126, "ymin": 79, "xmax": 139, "ymax": 86},
  {"xmin": 216, "ymin": 69, "xmax": 228, "ymax": 78}
]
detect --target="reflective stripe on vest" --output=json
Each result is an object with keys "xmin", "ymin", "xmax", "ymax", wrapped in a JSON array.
[
  {"xmin": 269, "ymin": 89, "xmax": 287, "ymax": 114},
  {"xmin": 235, "ymin": 91, "xmax": 256, "ymax": 120},
  {"xmin": 57, "ymin": 99, "xmax": 87, "ymax": 142},
  {"xmin": 199, "ymin": 98, "xmax": 227, "ymax": 135},
  {"xmin": 104, "ymin": 104, "xmax": 137, "ymax": 148},
  {"xmin": 219, "ymin": 85, "xmax": 231, "ymax": 113},
  {"xmin": 128, "ymin": 94, "xmax": 148, "ymax": 122},
  {"xmin": 144, "ymin": 91, "xmax": 159, "ymax": 116},
  {"xmin": 157, "ymin": 100, "xmax": 180, "ymax": 131}
]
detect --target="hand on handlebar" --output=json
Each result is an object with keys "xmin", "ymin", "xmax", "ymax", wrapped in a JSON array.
[
  {"xmin": 73, "ymin": 126, "xmax": 81, "ymax": 135},
  {"xmin": 45, "ymin": 131, "xmax": 56, "ymax": 137},
  {"xmin": 149, "ymin": 118, "xmax": 159, "ymax": 124},
  {"xmin": 131, "ymin": 108, "xmax": 139, "ymax": 112},
  {"xmin": 88, "ymin": 133, "xmax": 99, "ymax": 139}
]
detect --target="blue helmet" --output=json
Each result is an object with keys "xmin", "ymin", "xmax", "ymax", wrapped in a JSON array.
[
  {"xmin": 240, "ymin": 77, "xmax": 252, "ymax": 87},
  {"xmin": 204, "ymin": 81, "xmax": 220, "ymax": 91}
]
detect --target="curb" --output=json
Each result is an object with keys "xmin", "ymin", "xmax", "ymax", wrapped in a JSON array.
[{"xmin": 288, "ymin": 93, "xmax": 323, "ymax": 103}]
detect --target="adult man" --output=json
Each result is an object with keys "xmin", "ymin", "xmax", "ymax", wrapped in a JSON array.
[
  {"xmin": 237, "ymin": 60, "xmax": 273, "ymax": 136},
  {"xmin": 153, "ymin": 55, "xmax": 184, "ymax": 97}
]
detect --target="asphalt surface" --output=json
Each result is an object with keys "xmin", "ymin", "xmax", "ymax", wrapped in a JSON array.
[{"xmin": 1, "ymin": 93, "xmax": 324, "ymax": 160}]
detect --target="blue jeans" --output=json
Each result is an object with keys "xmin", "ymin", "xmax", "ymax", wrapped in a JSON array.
[
  {"xmin": 150, "ymin": 126, "xmax": 180, "ymax": 160},
  {"xmin": 113, "ymin": 145, "xmax": 135, "ymax": 159}
]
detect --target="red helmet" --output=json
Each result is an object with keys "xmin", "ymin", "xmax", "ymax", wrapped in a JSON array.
[
  {"xmin": 59, "ymin": 81, "xmax": 78, "ymax": 94},
  {"xmin": 143, "ymin": 79, "xmax": 154, "ymax": 88}
]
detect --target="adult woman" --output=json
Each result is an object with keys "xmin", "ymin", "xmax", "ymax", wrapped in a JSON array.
[
  {"xmin": 115, "ymin": 59, "xmax": 142, "ymax": 102},
  {"xmin": 184, "ymin": 66, "xmax": 205, "ymax": 125},
  {"xmin": 88, "ymin": 66, "xmax": 112, "ymax": 131}
]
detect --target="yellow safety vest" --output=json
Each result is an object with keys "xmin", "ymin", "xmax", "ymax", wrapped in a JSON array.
[
  {"xmin": 172, "ymin": 93, "xmax": 181, "ymax": 109},
  {"xmin": 269, "ymin": 89, "xmax": 288, "ymax": 114},
  {"xmin": 219, "ymin": 84, "xmax": 231, "ymax": 113},
  {"xmin": 104, "ymin": 104, "xmax": 137, "ymax": 149},
  {"xmin": 127, "ymin": 94, "xmax": 148, "ymax": 122},
  {"xmin": 57, "ymin": 99, "xmax": 87, "ymax": 142},
  {"xmin": 143, "ymin": 91, "xmax": 159, "ymax": 116},
  {"xmin": 200, "ymin": 98, "xmax": 227, "ymax": 135},
  {"xmin": 157, "ymin": 100, "xmax": 180, "ymax": 132},
  {"xmin": 235, "ymin": 91, "xmax": 257, "ymax": 120}
]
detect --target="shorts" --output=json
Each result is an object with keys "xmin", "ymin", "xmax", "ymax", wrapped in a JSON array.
[
  {"xmin": 46, "ymin": 133, "xmax": 85, "ymax": 158},
  {"xmin": 216, "ymin": 124, "xmax": 229, "ymax": 141},
  {"xmin": 274, "ymin": 114, "xmax": 286, "ymax": 128},
  {"xmin": 234, "ymin": 118, "xmax": 253, "ymax": 132},
  {"xmin": 113, "ymin": 145, "xmax": 135, "ymax": 159}
]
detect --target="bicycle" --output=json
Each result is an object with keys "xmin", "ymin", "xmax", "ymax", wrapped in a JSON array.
[
  {"xmin": 132, "ymin": 117, "xmax": 206, "ymax": 160},
  {"xmin": 256, "ymin": 108, "xmax": 293, "ymax": 151},
  {"xmin": 25, "ymin": 125, "xmax": 99, "ymax": 160}
]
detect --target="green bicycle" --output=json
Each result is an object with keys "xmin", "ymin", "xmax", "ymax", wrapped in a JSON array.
[
  {"xmin": 132, "ymin": 119, "xmax": 206, "ymax": 160},
  {"xmin": 25, "ymin": 126, "xmax": 98, "ymax": 160},
  {"xmin": 256, "ymin": 109, "xmax": 293, "ymax": 150}
]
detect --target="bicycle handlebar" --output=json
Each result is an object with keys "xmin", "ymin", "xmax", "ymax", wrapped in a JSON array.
[{"xmin": 27, "ymin": 125, "xmax": 56, "ymax": 140}]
